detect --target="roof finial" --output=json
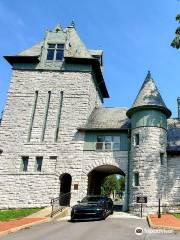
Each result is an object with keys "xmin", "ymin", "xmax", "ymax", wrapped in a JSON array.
[
  {"xmin": 69, "ymin": 20, "xmax": 75, "ymax": 28},
  {"xmin": 54, "ymin": 24, "xmax": 62, "ymax": 32},
  {"xmin": 147, "ymin": 70, "xmax": 151, "ymax": 79}
]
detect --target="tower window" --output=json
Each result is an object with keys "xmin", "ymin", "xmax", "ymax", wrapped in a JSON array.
[
  {"xmin": 134, "ymin": 172, "xmax": 139, "ymax": 186},
  {"xmin": 36, "ymin": 157, "xmax": 43, "ymax": 172},
  {"xmin": 135, "ymin": 134, "xmax": 139, "ymax": 146},
  {"xmin": 21, "ymin": 156, "xmax": 29, "ymax": 172},
  {"xmin": 47, "ymin": 44, "xmax": 64, "ymax": 61},
  {"xmin": 160, "ymin": 153, "xmax": 165, "ymax": 165}
]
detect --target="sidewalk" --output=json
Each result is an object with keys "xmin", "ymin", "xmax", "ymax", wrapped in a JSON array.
[
  {"xmin": 0, "ymin": 207, "xmax": 52, "ymax": 237},
  {"xmin": 148, "ymin": 214, "xmax": 180, "ymax": 230}
]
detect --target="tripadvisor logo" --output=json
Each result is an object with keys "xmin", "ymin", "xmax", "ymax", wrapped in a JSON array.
[{"xmin": 135, "ymin": 227, "xmax": 143, "ymax": 235}]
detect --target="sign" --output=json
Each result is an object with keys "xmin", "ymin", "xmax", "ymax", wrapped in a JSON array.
[{"xmin": 136, "ymin": 196, "xmax": 147, "ymax": 204}]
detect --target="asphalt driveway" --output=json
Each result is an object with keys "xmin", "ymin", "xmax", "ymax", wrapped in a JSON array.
[{"xmin": 0, "ymin": 217, "xmax": 180, "ymax": 240}]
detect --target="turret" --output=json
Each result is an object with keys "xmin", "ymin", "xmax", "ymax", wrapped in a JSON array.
[{"xmin": 127, "ymin": 71, "xmax": 171, "ymax": 215}]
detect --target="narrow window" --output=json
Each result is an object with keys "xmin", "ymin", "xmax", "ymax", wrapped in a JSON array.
[
  {"xmin": 135, "ymin": 134, "xmax": 139, "ymax": 146},
  {"xmin": 55, "ymin": 91, "xmax": 63, "ymax": 142},
  {"xmin": 28, "ymin": 91, "xmax": 38, "ymax": 142},
  {"xmin": 36, "ymin": 157, "xmax": 43, "ymax": 172},
  {"xmin": 134, "ymin": 172, "xmax": 139, "ymax": 186},
  {"xmin": 56, "ymin": 44, "xmax": 64, "ymax": 60},
  {"xmin": 21, "ymin": 156, "xmax": 29, "ymax": 172},
  {"xmin": 41, "ymin": 91, "xmax": 51, "ymax": 142},
  {"xmin": 160, "ymin": 153, "xmax": 165, "ymax": 165},
  {"xmin": 47, "ymin": 44, "xmax": 55, "ymax": 60}
]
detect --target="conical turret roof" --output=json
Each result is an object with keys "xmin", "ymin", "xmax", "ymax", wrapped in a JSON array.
[{"xmin": 126, "ymin": 71, "xmax": 171, "ymax": 118}]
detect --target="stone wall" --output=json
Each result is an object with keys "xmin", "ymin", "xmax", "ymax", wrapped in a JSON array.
[
  {"xmin": 129, "ymin": 127, "xmax": 168, "ymax": 215},
  {"xmin": 167, "ymin": 155, "xmax": 180, "ymax": 203},
  {"xmin": 0, "ymin": 69, "xmax": 102, "ymax": 208}
]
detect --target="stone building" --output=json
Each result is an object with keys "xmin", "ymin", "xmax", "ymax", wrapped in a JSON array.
[{"xmin": 0, "ymin": 23, "xmax": 179, "ymax": 215}]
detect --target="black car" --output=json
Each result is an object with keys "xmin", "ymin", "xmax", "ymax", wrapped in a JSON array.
[{"xmin": 71, "ymin": 196, "xmax": 113, "ymax": 221}]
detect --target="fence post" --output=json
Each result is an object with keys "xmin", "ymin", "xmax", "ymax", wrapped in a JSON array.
[{"xmin": 158, "ymin": 198, "xmax": 161, "ymax": 218}]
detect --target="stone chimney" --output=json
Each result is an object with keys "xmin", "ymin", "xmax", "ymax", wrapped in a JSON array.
[{"xmin": 177, "ymin": 97, "xmax": 180, "ymax": 119}]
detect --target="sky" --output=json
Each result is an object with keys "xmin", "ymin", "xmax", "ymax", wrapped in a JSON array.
[{"xmin": 0, "ymin": 0, "xmax": 180, "ymax": 117}]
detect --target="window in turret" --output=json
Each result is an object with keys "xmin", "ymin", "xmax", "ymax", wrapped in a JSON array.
[
  {"xmin": 135, "ymin": 134, "xmax": 139, "ymax": 146},
  {"xmin": 160, "ymin": 153, "xmax": 165, "ymax": 165},
  {"xmin": 47, "ymin": 44, "xmax": 64, "ymax": 61},
  {"xmin": 134, "ymin": 172, "xmax": 139, "ymax": 186}
]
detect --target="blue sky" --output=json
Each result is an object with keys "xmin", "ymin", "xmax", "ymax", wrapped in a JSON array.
[{"xmin": 0, "ymin": 0, "xmax": 180, "ymax": 117}]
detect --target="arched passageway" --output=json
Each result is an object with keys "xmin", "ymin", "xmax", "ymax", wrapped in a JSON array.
[
  {"xmin": 87, "ymin": 165, "xmax": 125, "ymax": 195},
  {"xmin": 87, "ymin": 165, "xmax": 126, "ymax": 211},
  {"xmin": 59, "ymin": 173, "xmax": 72, "ymax": 206}
]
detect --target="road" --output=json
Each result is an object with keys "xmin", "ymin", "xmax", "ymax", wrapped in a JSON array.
[{"xmin": 0, "ymin": 217, "xmax": 180, "ymax": 240}]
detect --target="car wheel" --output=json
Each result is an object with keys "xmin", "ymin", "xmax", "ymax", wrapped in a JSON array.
[
  {"xmin": 110, "ymin": 208, "xmax": 114, "ymax": 215},
  {"xmin": 101, "ymin": 210, "xmax": 107, "ymax": 220}
]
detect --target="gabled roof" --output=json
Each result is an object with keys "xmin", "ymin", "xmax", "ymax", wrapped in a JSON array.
[
  {"xmin": 127, "ymin": 71, "xmax": 171, "ymax": 118},
  {"xmin": 78, "ymin": 107, "xmax": 130, "ymax": 131}
]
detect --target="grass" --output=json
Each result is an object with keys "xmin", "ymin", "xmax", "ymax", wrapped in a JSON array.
[
  {"xmin": 0, "ymin": 208, "xmax": 42, "ymax": 221},
  {"xmin": 173, "ymin": 213, "xmax": 180, "ymax": 219}
]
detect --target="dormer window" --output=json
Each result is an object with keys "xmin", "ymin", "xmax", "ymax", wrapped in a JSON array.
[{"xmin": 47, "ymin": 44, "xmax": 64, "ymax": 61}]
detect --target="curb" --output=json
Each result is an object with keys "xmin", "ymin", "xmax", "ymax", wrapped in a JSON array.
[
  {"xmin": 147, "ymin": 216, "xmax": 180, "ymax": 231},
  {"xmin": 0, "ymin": 218, "xmax": 51, "ymax": 237}
]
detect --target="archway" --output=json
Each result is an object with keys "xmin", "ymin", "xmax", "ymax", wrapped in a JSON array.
[
  {"xmin": 59, "ymin": 173, "xmax": 72, "ymax": 206},
  {"xmin": 87, "ymin": 165, "xmax": 126, "ymax": 211}
]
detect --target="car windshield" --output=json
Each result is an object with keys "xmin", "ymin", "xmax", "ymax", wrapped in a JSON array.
[{"xmin": 81, "ymin": 196, "xmax": 105, "ymax": 202}]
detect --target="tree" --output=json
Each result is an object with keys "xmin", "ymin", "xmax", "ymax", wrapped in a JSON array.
[
  {"xmin": 118, "ymin": 176, "xmax": 125, "ymax": 192},
  {"xmin": 101, "ymin": 175, "xmax": 119, "ymax": 195},
  {"xmin": 171, "ymin": 14, "xmax": 180, "ymax": 49}
]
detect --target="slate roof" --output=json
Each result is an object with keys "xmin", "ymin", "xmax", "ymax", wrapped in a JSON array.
[
  {"xmin": 16, "ymin": 28, "xmax": 102, "ymax": 60},
  {"xmin": 127, "ymin": 71, "xmax": 171, "ymax": 118},
  {"xmin": 17, "ymin": 42, "xmax": 42, "ymax": 56},
  {"xmin": 79, "ymin": 107, "xmax": 130, "ymax": 130},
  {"xmin": 167, "ymin": 118, "xmax": 180, "ymax": 153}
]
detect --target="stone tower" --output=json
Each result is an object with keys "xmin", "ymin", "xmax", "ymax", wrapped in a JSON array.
[
  {"xmin": 126, "ymin": 72, "xmax": 171, "ymax": 214},
  {"xmin": 0, "ymin": 24, "xmax": 109, "ymax": 208}
]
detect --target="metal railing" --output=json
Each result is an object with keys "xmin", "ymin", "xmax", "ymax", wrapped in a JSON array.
[{"xmin": 51, "ymin": 192, "xmax": 71, "ymax": 217}]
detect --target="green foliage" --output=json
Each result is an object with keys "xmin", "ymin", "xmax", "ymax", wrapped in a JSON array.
[
  {"xmin": 101, "ymin": 175, "xmax": 125, "ymax": 195},
  {"xmin": 176, "ymin": 14, "xmax": 180, "ymax": 23},
  {"xmin": 171, "ymin": 14, "xmax": 180, "ymax": 49},
  {"xmin": 0, "ymin": 208, "xmax": 42, "ymax": 221},
  {"xmin": 118, "ymin": 176, "xmax": 125, "ymax": 191},
  {"xmin": 101, "ymin": 175, "xmax": 118, "ymax": 195}
]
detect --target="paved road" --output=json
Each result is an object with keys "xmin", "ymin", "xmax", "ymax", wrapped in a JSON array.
[{"xmin": 1, "ymin": 217, "xmax": 180, "ymax": 240}]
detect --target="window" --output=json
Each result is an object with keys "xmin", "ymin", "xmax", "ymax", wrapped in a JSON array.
[
  {"xmin": 47, "ymin": 44, "xmax": 64, "ymax": 61},
  {"xmin": 96, "ymin": 136, "xmax": 120, "ymax": 150},
  {"xmin": 160, "ymin": 153, "xmax": 165, "ymax": 165},
  {"xmin": 36, "ymin": 157, "xmax": 43, "ymax": 172},
  {"xmin": 134, "ymin": 172, "xmax": 139, "ymax": 186},
  {"xmin": 21, "ymin": 156, "xmax": 29, "ymax": 172},
  {"xmin": 135, "ymin": 134, "xmax": 139, "ymax": 146}
]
